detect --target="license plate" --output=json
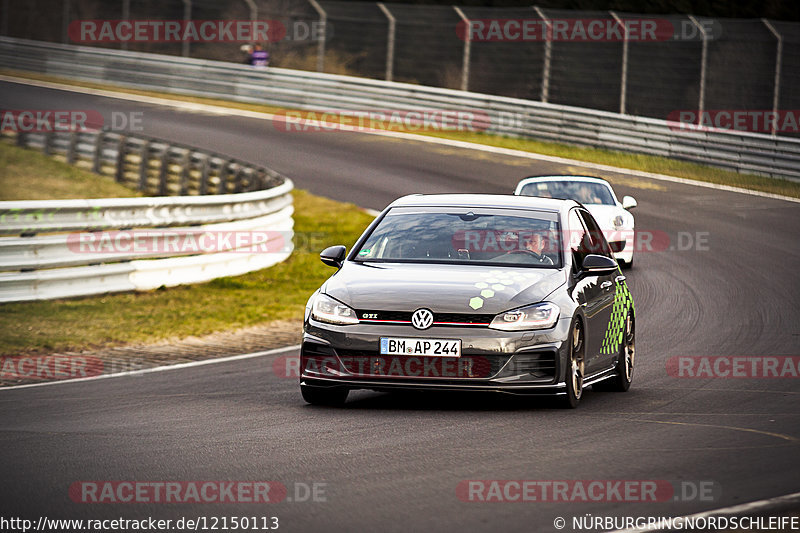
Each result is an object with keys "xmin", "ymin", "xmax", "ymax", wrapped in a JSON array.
[{"xmin": 380, "ymin": 337, "xmax": 461, "ymax": 357}]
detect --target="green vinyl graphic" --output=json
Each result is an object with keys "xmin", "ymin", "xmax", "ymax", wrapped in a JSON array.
[{"xmin": 600, "ymin": 279, "xmax": 634, "ymax": 356}]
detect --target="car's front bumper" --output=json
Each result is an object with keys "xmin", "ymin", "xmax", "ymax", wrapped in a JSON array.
[
  {"xmin": 300, "ymin": 319, "xmax": 573, "ymax": 395},
  {"xmin": 604, "ymin": 228, "xmax": 635, "ymax": 264}
]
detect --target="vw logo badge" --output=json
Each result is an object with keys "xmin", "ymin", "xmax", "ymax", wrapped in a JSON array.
[{"xmin": 411, "ymin": 308, "xmax": 434, "ymax": 330}]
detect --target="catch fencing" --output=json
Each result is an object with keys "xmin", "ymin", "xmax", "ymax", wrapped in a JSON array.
[
  {"xmin": 1, "ymin": 37, "xmax": 798, "ymax": 181},
  {"xmin": 1, "ymin": 1, "xmax": 798, "ymax": 128}
]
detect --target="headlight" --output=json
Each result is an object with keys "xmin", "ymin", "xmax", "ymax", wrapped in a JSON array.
[
  {"xmin": 489, "ymin": 302, "xmax": 560, "ymax": 331},
  {"xmin": 311, "ymin": 293, "xmax": 360, "ymax": 325}
]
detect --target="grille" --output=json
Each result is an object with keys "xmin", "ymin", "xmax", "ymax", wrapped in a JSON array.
[
  {"xmin": 507, "ymin": 351, "xmax": 558, "ymax": 379},
  {"xmin": 356, "ymin": 310, "xmax": 494, "ymax": 326}
]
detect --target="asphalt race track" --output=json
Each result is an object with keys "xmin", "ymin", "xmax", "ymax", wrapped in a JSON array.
[{"xmin": 1, "ymin": 80, "xmax": 799, "ymax": 532}]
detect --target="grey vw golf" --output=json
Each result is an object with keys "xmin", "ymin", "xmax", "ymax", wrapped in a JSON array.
[{"xmin": 300, "ymin": 194, "xmax": 635, "ymax": 408}]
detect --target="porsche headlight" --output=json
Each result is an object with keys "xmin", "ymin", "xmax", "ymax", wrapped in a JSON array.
[
  {"xmin": 311, "ymin": 293, "xmax": 360, "ymax": 325},
  {"xmin": 489, "ymin": 302, "xmax": 560, "ymax": 331}
]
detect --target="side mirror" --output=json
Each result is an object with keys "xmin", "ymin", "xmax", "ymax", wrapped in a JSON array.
[
  {"xmin": 582, "ymin": 254, "xmax": 619, "ymax": 274},
  {"xmin": 320, "ymin": 245, "xmax": 346, "ymax": 268},
  {"xmin": 622, "ymin": 195, "xmax": 637, "ymax": 210}
]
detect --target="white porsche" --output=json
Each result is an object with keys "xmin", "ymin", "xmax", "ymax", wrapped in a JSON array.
[{"xmin": 514, "ymin": 175, "xmax": 637, "ymax": 268}]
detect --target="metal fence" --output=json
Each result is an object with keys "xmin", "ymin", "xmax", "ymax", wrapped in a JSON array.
[
  {"xmin": 1, "ymin": 37, "xmax": 798, "ymax": 181},
  {"xmin": 0, "ymin": 129, "xmax": 294, "ymax": 302},
  {"xmin": 1, "ymin": 1, "xmax": 798, "ymax": 131}
]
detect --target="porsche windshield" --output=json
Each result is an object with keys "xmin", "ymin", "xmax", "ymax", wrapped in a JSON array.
[
  {"xmin": 353, "ymin": 207, "xmax": 562, "ymax": 268},
  {"xmin": 519, "ymin": 180, "xmax": 615, "ymax": 206}
]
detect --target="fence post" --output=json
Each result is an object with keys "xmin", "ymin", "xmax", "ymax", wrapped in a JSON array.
[
  {"xmin": 1, "ymin": 0, "xmax": 8, "ymax": 36},
  {"xmin": 139, "ymin": 140, "xmax": 150, "ymax": 192},
  {"xmin": 307, "ymin": 0, "xmax": 326, "ymax": 72},
  {"xmin": 377, "ymin": 3, "xmax": 395, "ymax": 82},
  {"xmin": 534, "ymin": 6, "xmax": 551, "ymax": 103},
  {"xmin": 114, "ymin": 135, "xmax": 126, "ymax": 183},
  {"xmin": 42, "ymin": 131, "xmax": 53, "ymax": 156},
  {"xmin": 453, "ymin": 7, "xmax": 471, "ymax": 92},
  {"xmin": 243, "ymin": 0, "xmax": 257, "ymax": 23},
  {"xmin": 181, "ymin": 0, "xmax": 192, "ymax": 58},
  {"xmin": 610, "ymin": 11, "xmax": 628, "ymax": 114},
  {"xmin": 179, "ymin": 149, "xmax": 191, "ymax": 195},
  {"xmin": 233, "ymin": 167, "xmax": 245, "ymax": 193},
  {"xmin": 91, "ymin": 131, "xmax": 103, "ymax": 174},
  {"xmin": 220, "ymin": 160, "xmax": 233, "ymax": 194},
  {"xmin": 688, "ymin": 15, "xmax": 707, "ymax": 125},
  {"xmin": 61, "ymin": 0, "xmax": 70, "ymax": 44},
  {"xmin": 158, "ymin": 146, "xmax": 170, "ymax": 196},
  {"xmin": 66, "ymin": 130, "xmax": 78, "ymax": 164},
  {"xmin": 762, "ymin": 19, "xmax": 783, "ymax": 137},
  {"xmin": 121, "ymin": 0, "xmax": 130, "ymax": 51},
  {"xmin": 199, "ymin": 155, "xmax": 210, "ymax": 195}
]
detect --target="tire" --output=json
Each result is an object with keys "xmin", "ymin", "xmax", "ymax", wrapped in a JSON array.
[
  {"xmin": 595, "ymin": 309, "xmax": 634, "ymax": 392},
  {"xmin": 561, "ymin": 318, "xmax": 585, "ymax": 408},
  {"xmin": 619, "ymin": 257, "xmax": 633, "ymax": 269},
  {"xmin": 301, "ymin": 384, "xmax": 349, "ymax": 406}
]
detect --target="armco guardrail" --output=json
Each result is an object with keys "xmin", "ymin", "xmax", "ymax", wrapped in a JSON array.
[
  {"xmin": 0, "ymin": 128, "xmax": 294, "ymax": 303},
  {"xmin": 1, "ymin": 37, "xmax": 799, "ymax": 181}
]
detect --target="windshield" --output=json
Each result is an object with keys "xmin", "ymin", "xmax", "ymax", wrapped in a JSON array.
[
  {"xmin": 519, "ymin": 180, "xmax": 615, "ymax": 206},
  {"xmin": 353, "ymin": 207, "xmax": 562, "ymax": 268}
]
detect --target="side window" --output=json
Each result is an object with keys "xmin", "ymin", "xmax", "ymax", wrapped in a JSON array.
[
  {"xmin": 568, "ymin": 209, "xmax": 587, "ymax": 271},
  {"xmin": 577, "ymin": 210, "xmax": 613, "ymax": 257}
]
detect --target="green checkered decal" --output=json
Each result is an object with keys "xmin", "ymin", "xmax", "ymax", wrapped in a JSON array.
[{"xmin": 600, "ymin": 279, "xmax": 634, "ymax": 356}]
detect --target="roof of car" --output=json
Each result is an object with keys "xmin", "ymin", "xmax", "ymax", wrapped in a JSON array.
[
  {"xmin": 517, "ymin": 175, "xmax": 611, "ymax": 186},
  {"xmin": 388, "ymin": 193, "xmax": 579, "ymax": 212},
  {"xmin": 517, "ymin": 175, "xmax": 610, "ymax": 186}
]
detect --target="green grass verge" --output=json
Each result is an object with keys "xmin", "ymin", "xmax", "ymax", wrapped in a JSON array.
[
  {"xmin": 0, "ymin": 142, "xmax": 143, "ymax": 200},
  {"xmin": 3, "ymin": 68, "xmax": 799, "ymax": 199}
]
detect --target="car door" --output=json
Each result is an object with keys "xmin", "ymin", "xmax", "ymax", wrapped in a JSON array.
[
  {"xmin": 576, "ymin": 209, "xmax": 619, "ymax": 372},
  {"xmin": 567, "ymin": 209, "xmax": 605, "ymax": 368}
]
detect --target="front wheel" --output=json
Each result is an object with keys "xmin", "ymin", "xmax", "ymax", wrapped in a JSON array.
[
  {"xmin": 561, "ymin": 319, "xmax": 585, "ymax": 408},
  {"xmin": 301, "ymin": 384, "xmax": 349, "ymax": 406}
]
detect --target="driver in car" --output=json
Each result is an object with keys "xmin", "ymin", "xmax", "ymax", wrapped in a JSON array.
[
  {"xmin": 498, "ymin": 231, "xmax": 554, "ymax": 265},
  {"xmin": 522, "ymin": 231, "xmax": 554, "ymax": 265}
]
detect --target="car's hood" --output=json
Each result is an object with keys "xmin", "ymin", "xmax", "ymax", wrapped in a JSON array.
[
  {"xmin": 586, "ymin": 204, "xmax": 627, "ymax": 230},
  {"xmin": 324, "ymin": 262, "xmax": 566, "ymax": 314}
]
